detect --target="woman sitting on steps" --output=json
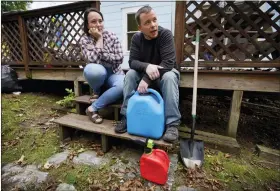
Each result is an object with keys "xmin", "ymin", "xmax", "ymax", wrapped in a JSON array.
[{"xmin": 79, "ymin": 8, "xmax": 124, "ymax": 124}]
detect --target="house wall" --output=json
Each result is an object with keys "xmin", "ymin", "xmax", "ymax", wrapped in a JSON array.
[{"xmin": 100, "ymin": 1, "xmax": 175, "ymax": 69}]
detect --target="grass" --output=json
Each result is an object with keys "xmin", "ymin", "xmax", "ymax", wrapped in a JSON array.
[
  {"xmin": 47, "ymin": 161, "xmax": 115, "ymax": 191},
  {"xmin": 202, "ymin": 150, "xmax": 279, "ymax": 190},
  {"xmin": 1, "ymin": 93, "xmax": 61, "ymax": 164}
]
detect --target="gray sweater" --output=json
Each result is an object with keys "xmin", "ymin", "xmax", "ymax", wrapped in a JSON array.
[{"xmin": 128, "ymin": 26, "xmax": 176, "ymax": 84}]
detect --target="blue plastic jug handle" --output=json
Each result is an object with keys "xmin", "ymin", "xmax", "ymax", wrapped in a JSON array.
[{"xmin": 135, "ymin": 88, "xmax": 163, "ymax": 105}]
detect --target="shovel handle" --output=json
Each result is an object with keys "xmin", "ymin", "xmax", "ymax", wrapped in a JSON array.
[{"xmin": 192, "ymin": 29, "xmax": 199, "ymax": 117}]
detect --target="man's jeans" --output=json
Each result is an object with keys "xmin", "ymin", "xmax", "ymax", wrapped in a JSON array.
[
  {"xmin": 84, "ymin": 63, "xmax": 124, "ymax": 112},
  {"xmin": 120, "ymin": 69, "xmax": 181, "ymax": 126}
]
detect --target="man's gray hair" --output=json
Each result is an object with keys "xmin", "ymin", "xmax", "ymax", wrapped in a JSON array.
[{"xmin": 135, "ymin": 6, "xmax": 153, "ymax": 25}]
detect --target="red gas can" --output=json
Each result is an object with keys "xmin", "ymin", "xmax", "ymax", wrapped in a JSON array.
[{"xmin": 140, "ymin": 140, "xmax": 170, "ymax": 185}]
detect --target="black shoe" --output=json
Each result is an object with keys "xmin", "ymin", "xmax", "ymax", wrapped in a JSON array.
[
  {"xmin": 115, "ymin": 116, "xmax": 127, "ymax": 133},
  {"xmin": 162, "ymin": 126, "xmax": 178, "ymax": 143}
]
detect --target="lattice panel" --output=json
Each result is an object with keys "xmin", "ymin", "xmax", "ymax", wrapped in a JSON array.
[
  {"xmin": 1, "ymin": 22, "xmax": 23, "ymax": 64},
  {"xmin": 184, "ymin": 1, "xmax": 280, "ymax": 61},
  {"xmin": 25, "ymin": 11, "xmax": 85, "ymax": 64}
]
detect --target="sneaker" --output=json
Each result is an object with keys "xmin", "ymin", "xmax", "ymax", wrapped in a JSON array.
[
  {"xmin": 115, "ymin": 116, "xmax": 127, "ymax": 133},
  {"xmin": 162, "ymin": 126, "xmax": 178, "ymax": 143}
]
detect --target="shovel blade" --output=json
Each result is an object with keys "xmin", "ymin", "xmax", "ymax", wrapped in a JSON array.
[{"xmin": 180, "ymin": 139, "xmax": 204, "ymax": 169}]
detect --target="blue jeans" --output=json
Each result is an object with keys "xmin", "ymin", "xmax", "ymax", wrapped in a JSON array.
[
  {"xmin": 120, "ymin": 69, "xmax": 181, "ymax": 126},
  {"xmin": 83, "ymin": 64, "xmax": 124, "ymax": 112}
]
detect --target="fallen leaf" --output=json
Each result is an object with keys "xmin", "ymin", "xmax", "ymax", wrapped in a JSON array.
[
  {"xmin": 77, "ymin": 148, "xmax": 85, "ymax": 153},
  {"xmin": 68, "ymin": 151, "xmax": 77, "ymax": 160},
  {"xmin": 16, "ymin": 155, "xmax": 25, "ymax": 164},
  {"xmin": 87, "ymin": 178, "xmax": 93, "ymax": 184},
  {"xmin": 134, "ymin": 179, "xmax": 143, "ymax": 187},
  {"xmin": 97, "ymin": 150, "xmax": 104, "ymax": 156},
  {"xmin": 148, "ymin": 185, "xmax": 156, "ymax": 191},
  {"xmin": 4, "ymin": 140, "xmax": 18, "ymax": 147},
  {"xmin": 106, "ymin": 174, "xmax": 112, "ymax": 183},
  {"xmin": 44, "ymin": 161, "xmax": 53, "ymax": 169},
  {"xmin": 89, "ymin": 184, "xmax": 102, "ymax": 190},
  {"xmin": 123, "ymin": 180, "xmax": 132, "ymax": 187},
  {"xmin": 216, "ymin": 160, "xmax": 222, "ymax": 165},
  {"xmin": 212, "ymin": 185, "xmax": 218, "ymax": 191},
  {"xmin": 119, "ymin": 187, "xmax": 129, "ymax": 191},
  {"xmin": 64, "ymin": 137, "xmax": 71, "ymax": 142},
  {"xmin": 118, "ymin": 168, "xmax": 125, "ymax": 173},
  {"xmin": 224, "ymin": 153, "xmax": 231, "ymax": 158}
]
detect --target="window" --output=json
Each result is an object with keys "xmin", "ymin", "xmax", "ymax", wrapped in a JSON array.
[
  {"xmin": 122, "ymin": 6, "xmax": 144, "ymax": 53},
  {"xmin": 127, "ymin": 13, "xmax": 138, "ymax": 50}
]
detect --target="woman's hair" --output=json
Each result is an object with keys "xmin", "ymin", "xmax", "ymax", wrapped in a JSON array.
[{"xmin": 83, "ymin": 7, "xmax": 104, "ymax": 35}]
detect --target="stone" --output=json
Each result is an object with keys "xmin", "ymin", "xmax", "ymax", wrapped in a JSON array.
[
  {"xmin": 1, "ymin": 164, "xmax": 48, "ymax": 190},
  {"xmin": 167, "ymin": 154, "xmax": 178, "ymax": 189},
  {"xmin": 2, "ymin": 163, "xmax": 24, "ymax": 178},
  {"xmin": 73, "ymin": 151, "xmax": 108, "ymax": 166},
  {"xmin": 126, "ymin": 172, "xmax": 136, "ymax": 179},
  {"xmin": 176, "ymin": 186, "xmax": 197, "ymax": 191},
  {"xmin": 47, "ymin": 150, "xmax": 69, "ymax": 167},
  {"xmin": 8, "ymin": 165, "xmax": 48, "ymax": 183},
  {"xmin": 56, "ymin": 183, "xmax": 77, "ymax": 191}
]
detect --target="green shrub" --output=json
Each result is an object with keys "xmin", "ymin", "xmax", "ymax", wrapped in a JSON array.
[{"xmin": 56, "ymin": 88, "xmax": 75, "ymax": 108}]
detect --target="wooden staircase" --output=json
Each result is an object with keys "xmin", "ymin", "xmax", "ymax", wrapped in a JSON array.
[
  {"xmin": 54, "ymin": 94, "xmax": 172, "ymax": 153},
  {"xmin": 54, "ymin": 82, "xmax": 241, "ymax": 154}
]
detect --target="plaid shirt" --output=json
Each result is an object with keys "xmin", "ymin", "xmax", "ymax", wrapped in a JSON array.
[{"xmin": 79, "ymin": 31, "xmax": 124, "ymax": 74}]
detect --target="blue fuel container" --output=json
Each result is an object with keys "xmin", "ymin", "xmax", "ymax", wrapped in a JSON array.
[{"xmin": 127, "ymin": 88, "xmax": 165, "ymax": 139}]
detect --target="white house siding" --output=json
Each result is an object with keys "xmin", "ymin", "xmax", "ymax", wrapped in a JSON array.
[{"xmin": 100, "ymin": 1, "xmax": 175, "ymax": 69}]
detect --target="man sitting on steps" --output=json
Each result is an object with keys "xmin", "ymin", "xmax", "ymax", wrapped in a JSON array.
[{"xmin": 115, "ymin": 6, "xmax": 181, "ymax": 143}]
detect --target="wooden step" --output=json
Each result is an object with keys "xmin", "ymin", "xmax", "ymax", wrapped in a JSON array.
[
  {"xmin": 54, "ymin": 113, "xmax": 172, "ymax": 152},
  {"xmin": 75, "ymin": 95, "xmax": 121, "ymax": 108},
  {"xmin": 255, "ymin": 144, "xmax": 280, "ymax": 162}
]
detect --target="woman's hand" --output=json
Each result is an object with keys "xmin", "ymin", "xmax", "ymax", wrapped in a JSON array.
[{"xmin": 89, "ymin": 28, "xmax": 102, "ymax": 40}]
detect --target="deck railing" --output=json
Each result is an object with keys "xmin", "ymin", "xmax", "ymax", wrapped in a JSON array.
[
  {"xmin": 1, "ymin": 1, "xmax": 100, "ymax": 76},
  {"xmin": 1, "ymin": 1, "xmax": 279, "ymax": 75},
  {"xmin": 175, "ymin": 1, "xmax": 280, "ymax": 70}
]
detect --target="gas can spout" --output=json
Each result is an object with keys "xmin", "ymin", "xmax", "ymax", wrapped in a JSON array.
[{"xmin": 144, "ymin": 139, "xmax": 154, "ymax": 154}]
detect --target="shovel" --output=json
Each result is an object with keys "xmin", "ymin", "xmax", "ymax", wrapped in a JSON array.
[{"xmin": 180, "ymin": 29, "xmax": 204, "ymax": 169}]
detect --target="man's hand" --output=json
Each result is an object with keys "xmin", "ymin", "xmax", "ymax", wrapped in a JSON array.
[
  {"xmin": 89, "ymin": 28, "xmax": 102, "ymax": 40},
  {"xmin": 137, "ymin": 79, "xmax": 149, "ymax": 94},
  {"xmin": 145, "ymin": 64, "xmax": 163, "ymax": 80}
]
